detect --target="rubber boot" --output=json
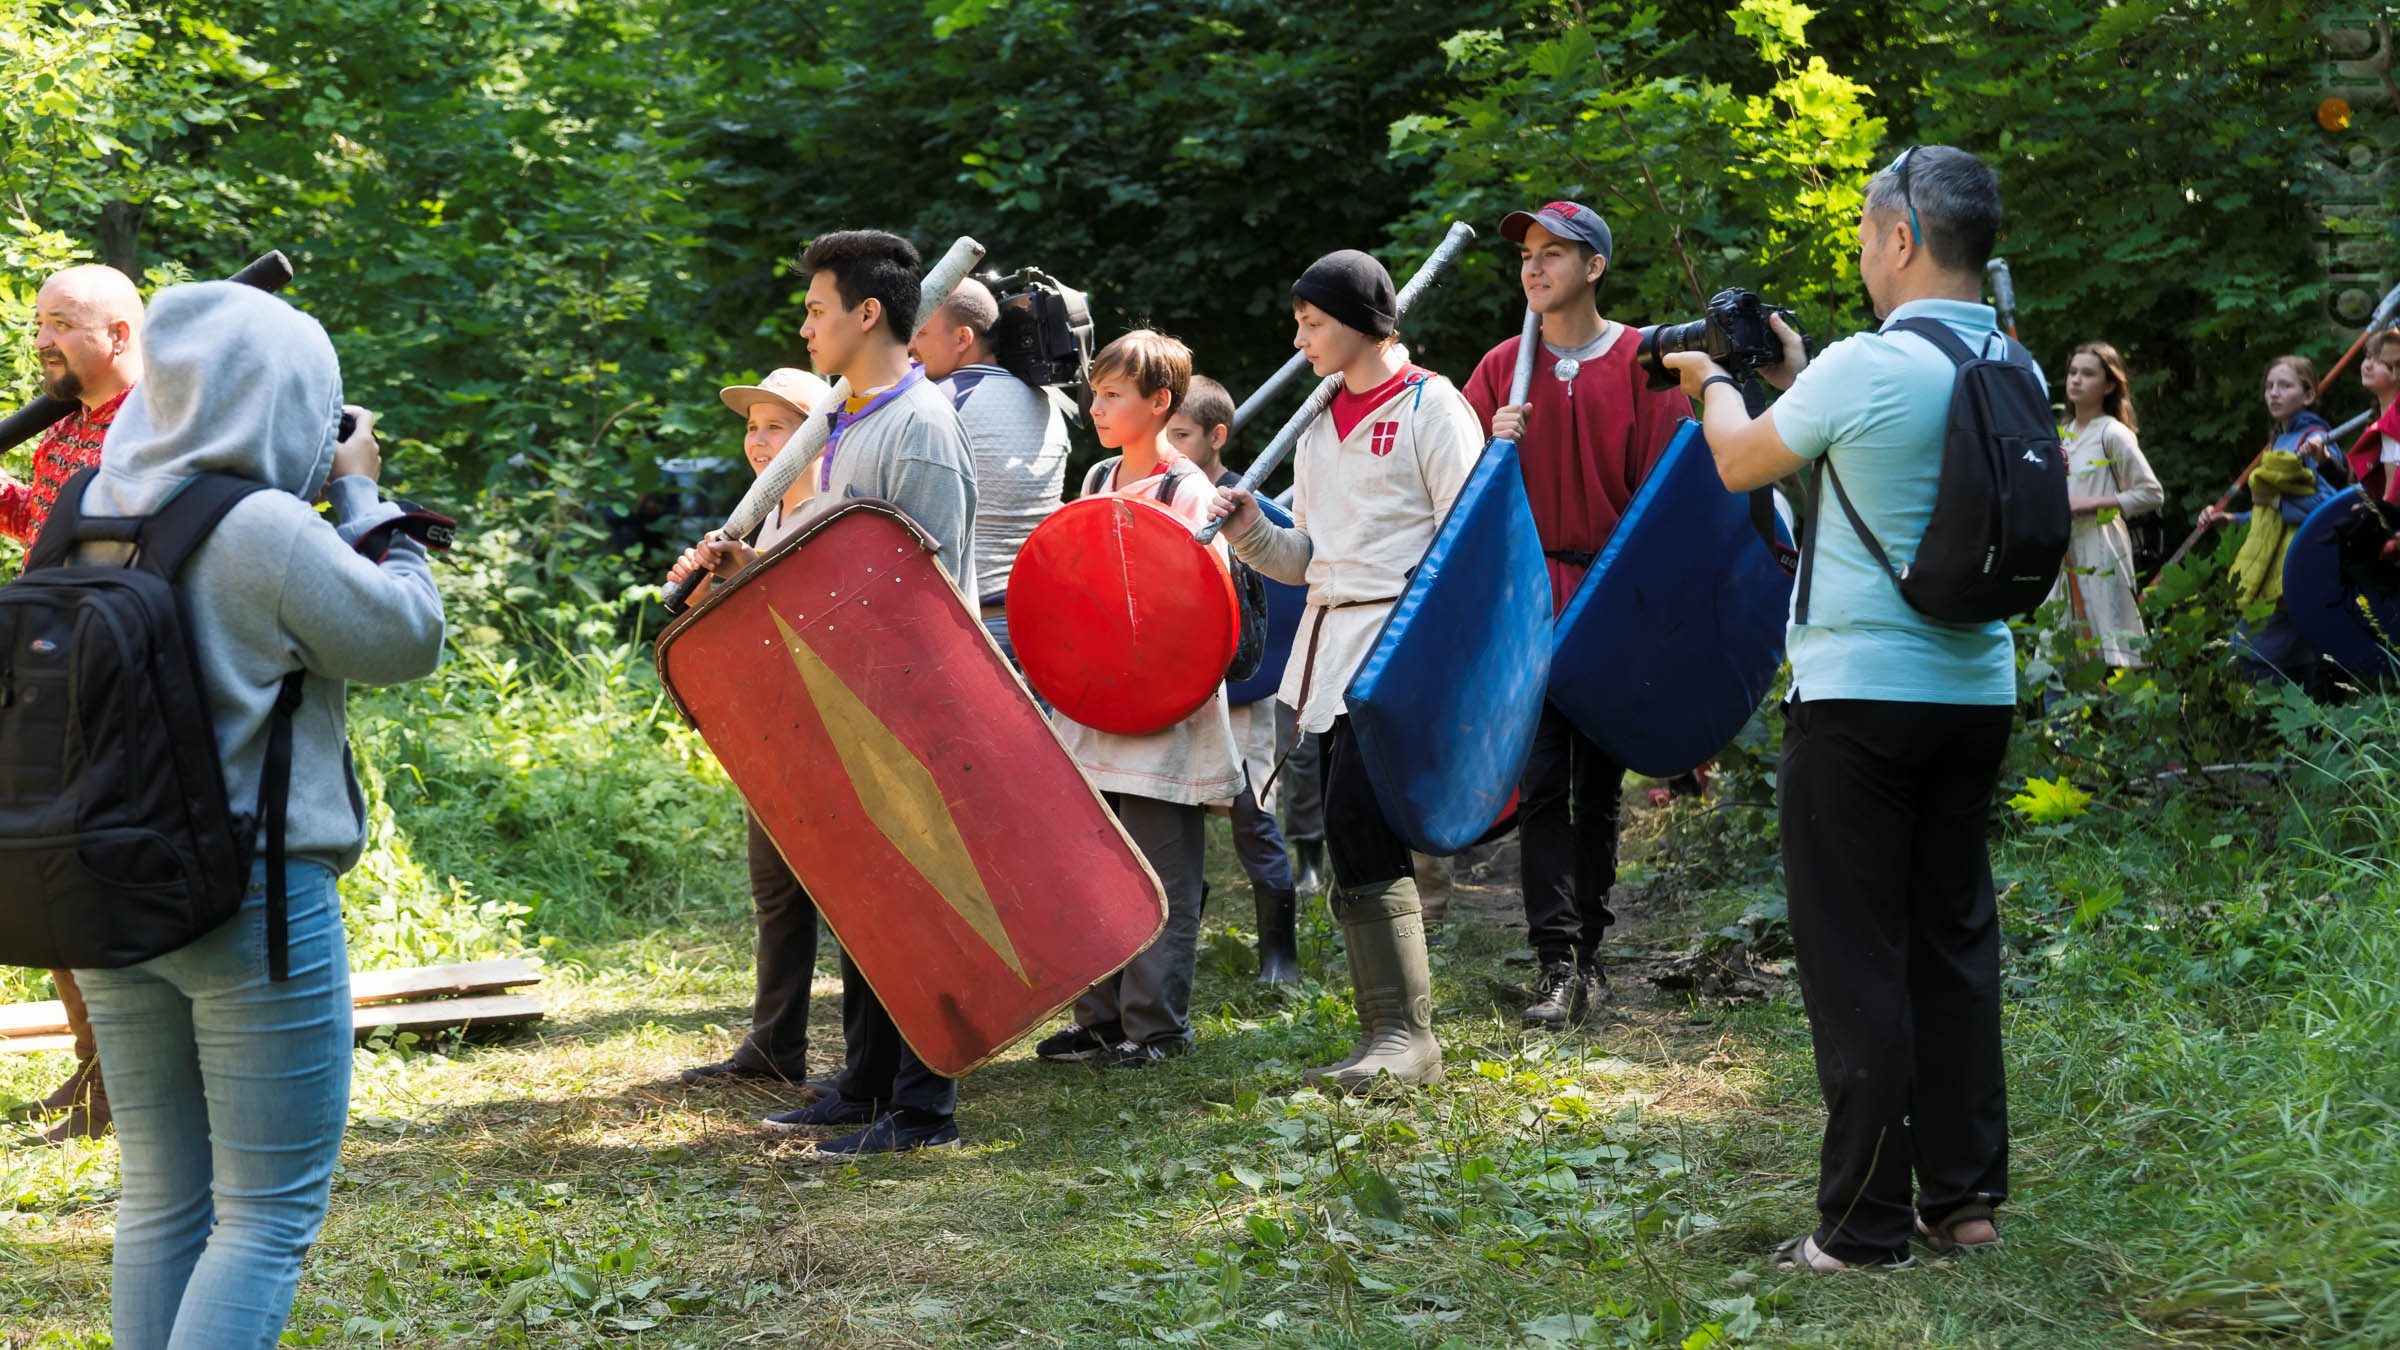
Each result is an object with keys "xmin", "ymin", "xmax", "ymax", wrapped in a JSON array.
[
  {"xmin": 1306, "ymin": 879, "xmax": 1444, "ymax": 1094},
  {"xmin": 1411, "ymin": 851, "xmax": 1453, "ymax": 927},
  {"xmin": 1254, "ymin": 886, "xmax": 1300, "ymax": 985},
  {"xmin": 1312, "ymin": 907, "xmax": 1373, "ymax": 1078},
  {"xmin": 1292, "ymin": 840, "xmax": 1328, "ymax": 898}
]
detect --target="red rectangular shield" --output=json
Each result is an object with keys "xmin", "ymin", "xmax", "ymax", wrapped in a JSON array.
[{"xmin": 656, "ymin": 502, "xmax": 1166, "ymax": 1077}]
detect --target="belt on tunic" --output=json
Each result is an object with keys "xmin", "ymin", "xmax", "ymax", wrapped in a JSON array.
[{"xmin": 1544, "ymin": 548, "xmax": 1597, "ymax": 567}]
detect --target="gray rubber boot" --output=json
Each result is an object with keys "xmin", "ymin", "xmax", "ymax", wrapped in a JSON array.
[
  {"xmin": 1254, "ymin": 886, "xmax": 1300, "ymax": 985},
  {"xmin": 1305, "ymin": 879, "xmax": 1444, "ymax": 1094},
  {"xmin": 1312, "ymin": 901, "xmax": 1372, "ymax": 1077},
  {"xmin": 1411, "ymin": 851, "xmax": 1453, "ymax": 927}
]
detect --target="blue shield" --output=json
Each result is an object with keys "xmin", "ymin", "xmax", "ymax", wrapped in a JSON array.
[
  {"xmin": 1227, "ymin": 497, "xmax": 1308, "ymax": 707},
  {"xmin": 1550, "ymin": 420, "xmax": 1791, "ymax": 777},
  {"xmin": 1346, "ymin": 436, "xmax": 1551, "ymax": 853}
]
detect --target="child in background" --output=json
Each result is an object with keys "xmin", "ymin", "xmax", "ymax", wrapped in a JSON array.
[
  {"xmin": 1036, "ymin": 332, "xmax": 1246, "ymax": 1066},
  {"xmin": 2348, "ymin": 332, "xmax": 2400, "ymax": 500},
  {"xmin": 2199, "ymin": 354, "xmax": 2352, "ymax": 692},
  {"xmin": 2051, "ymin": 343, "xmax": 2161, "ymax": 668},
  {"xmin": 2260, "ymin": 355, "xmax": 2334, "ymax": 470},
  {"xmin": 1164, "ymin": 375, "xmax": 1301, "ymax": 982},
  {"xmin": 665, "ymin": 367, "xmax": 835, "ymax": 1091}
]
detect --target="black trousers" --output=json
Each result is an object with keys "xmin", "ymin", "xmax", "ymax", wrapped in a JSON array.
[
  {"xmin": 1779, "ymin": 698, "xmax": 2013, "ymax": 1262},
  {"xmin": 1517, "ymin": 702, "xmax": 1625, "ymax": 962},
  {"xmin": 732, "ymin": 816, "xmax": 818, "ymax": 1078},
  {"xmin": 1278, "ymin": 700, "xmax": 1326, "ymax": 845},
  {"xmin": 834, "ymin": 946, "xmax": 957, "ymax": 1117},
  {"xmin": 1319, "ymin": 716, "xmax": 1414, "ymax": 907}
]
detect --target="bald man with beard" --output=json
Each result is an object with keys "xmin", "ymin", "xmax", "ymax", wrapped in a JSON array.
[{"xmin": 13, "ymin": 263, "xmax": 143, "ymax": 1142}]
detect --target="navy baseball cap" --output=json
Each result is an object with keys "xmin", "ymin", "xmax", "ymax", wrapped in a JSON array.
[{"xmin": 1501, "ymin": 201, "xmax": 1613, "ymax": 262}]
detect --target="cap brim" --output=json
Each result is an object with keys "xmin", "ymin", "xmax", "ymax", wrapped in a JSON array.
[
  {"xmin": 720, "ymin": 385, "xmax": 803, "ymax": 417},
  {"xmin": 1499, "ymin": 210, "xmax": 1539, "ymax": 243}
]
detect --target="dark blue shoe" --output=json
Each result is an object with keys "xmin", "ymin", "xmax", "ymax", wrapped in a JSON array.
[
  {"xmin": 762, "ymin": 1093, "xmax": 879, "ymax": 1135},
  {"xmin": 810, "ymin": 1110, "xmax": 959, "ymax": 1157}
]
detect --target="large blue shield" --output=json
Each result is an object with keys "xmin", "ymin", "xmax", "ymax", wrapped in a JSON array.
[
  {"xmin": 1346, "ymin": 436, "xmax": 1551, "ymax": 853},
  {"xmin": 2284, "ymin": 485, "xmax": 2400, "ymax": 682},
  {"xmin": 1550, "ymin": 419, "xmax": 1791, "ymax": 777}
]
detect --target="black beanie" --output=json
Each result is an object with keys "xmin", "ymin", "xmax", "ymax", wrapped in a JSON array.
[{"xmin": 1292, "ymin": 250, "xmax": 1398, "ymax": 339}]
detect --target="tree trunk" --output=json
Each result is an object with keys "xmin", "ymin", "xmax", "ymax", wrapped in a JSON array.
[{"xmin": 97, "ymin": 200, "xmax": 142, "ymax": 276}]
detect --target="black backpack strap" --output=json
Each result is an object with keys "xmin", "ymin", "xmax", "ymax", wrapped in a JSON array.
[
  {"xmin": 1796, "ymin": 455, "xmax": 1908, "ymax": 626},
  {"xmin": 1080, "ymin": 457, "xmax": 1117, "ymax": 499},
  {"xmin": 1824, "ymin": 458, "xmax": 1904, "ymax": 583},
  {"xmin": 1890, "ymin": 315, "xmax": 1978, "ymax": 367},
  {"xmin": 1153, "ymin": 467, "xmax": 1186, "ymax": 505},
  {"xmin": 133, "ymin": 473, "xmax": 277, "ymax": 578},
  {"xmin": 263, "ymin": 669, "xmax": 306, "ymax": 981},
  {"xmin": 1891, "ymin": 315, "xmax": 2023, "ymax": 371},
  {"xmin": 21, "ymin": 466, "xmax": 98, "ymax": 571}
]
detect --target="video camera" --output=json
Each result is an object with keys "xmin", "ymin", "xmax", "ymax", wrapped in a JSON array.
[
  {"xmin": 1635, "ymin": 288, "xmax": 1810, "ymax": 393},
  {"xmin": 985, "ymin": 267, "xmax": 1096, "ymax": 391}
]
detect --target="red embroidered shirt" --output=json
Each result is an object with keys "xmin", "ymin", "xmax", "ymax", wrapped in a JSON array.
[
  {"xmin": 1331, "ymin": 365, "xmax": 1432, "ymax": 442},
  {"xmin": 2, "ymin": 386, "xmax": 130, "ymax": 545}
]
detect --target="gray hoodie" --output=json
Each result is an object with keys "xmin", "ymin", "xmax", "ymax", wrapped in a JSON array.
[{"xmin": 74, "ymin": 282, "xmax": 446, "ymax": 874}]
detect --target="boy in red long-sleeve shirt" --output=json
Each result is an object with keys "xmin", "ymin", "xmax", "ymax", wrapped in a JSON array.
[{"xmin": 1460, "ymin": 202, "xmax": 1684, "ymax": 1028}]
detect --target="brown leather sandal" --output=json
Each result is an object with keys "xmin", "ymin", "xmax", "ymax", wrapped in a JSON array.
[{"xmin": 1914, "ymin": 1201, "xmax": 2002, "ymax": 1253}]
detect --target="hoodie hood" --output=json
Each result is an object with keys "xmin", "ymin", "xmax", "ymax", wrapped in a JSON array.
[{"xmin": 85, "ymin": 281, "xmax": 343, "ymax": 516}]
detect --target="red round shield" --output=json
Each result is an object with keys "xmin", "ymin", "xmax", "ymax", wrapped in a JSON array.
[{"xmin": 1008, "ymin": 495, "xmax": 1239, "ymax": 735}]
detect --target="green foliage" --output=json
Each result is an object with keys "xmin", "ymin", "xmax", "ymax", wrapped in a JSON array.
[
  {"xmin": 1894, "ymin": 0, "xmax": 2328, "ymax": 514},
  {"xmin": 1390, "ymin": 0, "xmax": 1886, "ymax": 363},
  {"xmin": 2004, "ymin": 773, "xmax": 2090, "ymax": 824},
  {"xmin": 349, "ymin": 548, "xmax": 748, "ymax": 947}
]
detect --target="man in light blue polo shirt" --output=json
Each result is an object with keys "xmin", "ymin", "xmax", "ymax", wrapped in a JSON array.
[{"xmin": 1662, "ymin": 145, "xmax": 2026, "ymax": 1273}]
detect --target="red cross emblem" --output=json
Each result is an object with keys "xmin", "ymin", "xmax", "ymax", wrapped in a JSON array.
[{"xmin": 1369, "ymin": 421, "xmax": 1399, "ymax": 457}]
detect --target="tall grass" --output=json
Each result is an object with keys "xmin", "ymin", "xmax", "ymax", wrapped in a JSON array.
[
  {"xmin": 1983, "ymin": 695, "xmax": 2400, "ymax": 1345},
  {"xmin": 348, "ymin": 619, "xmax": 749, "ymax": 956}
]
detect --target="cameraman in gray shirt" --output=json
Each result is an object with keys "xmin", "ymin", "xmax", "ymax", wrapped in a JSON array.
[{"xmin": 911, "ymin": 277, "xmax": 1069, "ymax": 659}]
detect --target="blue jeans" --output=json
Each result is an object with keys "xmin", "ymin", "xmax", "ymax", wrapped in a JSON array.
[{"xmin": 76, "ymin": 861, "xmax": 352, "ymax": 1350}]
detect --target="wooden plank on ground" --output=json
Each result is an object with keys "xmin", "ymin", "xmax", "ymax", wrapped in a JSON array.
[
  {"xmin": 0, "ymin": 960, "xmax": 541, "ymax": 1043},
  {"xmin": 351, "ymin": 993, "xmax": 543, "ymax": 1040},
  {"xmin": 0, "ymin": 1001, "xmax": 67, "ymax": 1039},
  {"xmin": 0, "ymin": 1034, "xmax": 76, "ymax": 1056},
  {"xmin": 1, "ymin": 991, "xmax": 544, "ymax": 1055},
  {"xmin": 350, "ymin": 959, "xmax": 541, "ymax": 1006}
]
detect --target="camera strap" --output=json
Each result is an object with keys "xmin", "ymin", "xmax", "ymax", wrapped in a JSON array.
[{"xmin": 1748, "ymin": 487, "xmax": 1798, "ymax": 577}]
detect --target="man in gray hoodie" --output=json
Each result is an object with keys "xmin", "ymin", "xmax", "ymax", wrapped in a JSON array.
[{"xmin": 69, "ymin": 281, "xmax": 445, "ymax": 1350}]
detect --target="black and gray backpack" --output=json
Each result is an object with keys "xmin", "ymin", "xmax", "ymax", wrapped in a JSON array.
[
  {"xmin": 1798, "ymin": 318, "xmax": 2069, "ymax": 625},
  {"xmin": 0, "ymin": 468, "xmax": 307, "ymax": 980}
]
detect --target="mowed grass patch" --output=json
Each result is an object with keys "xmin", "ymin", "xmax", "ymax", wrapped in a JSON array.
[{"xmin": 7, "ymin": 810, "xmax": 2171, "ymax": 1349}]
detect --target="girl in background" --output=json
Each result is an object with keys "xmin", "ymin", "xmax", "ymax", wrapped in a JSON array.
[{"xmin": 2051, "ymin": 342, "xmax": 2162, "ymax": 666}]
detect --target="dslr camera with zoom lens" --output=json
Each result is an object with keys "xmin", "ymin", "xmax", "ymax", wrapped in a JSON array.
[
  {"xmin": 986, "ymin": 267, "xmax": 1096, "ymax": 390},
  {"xmin": 1636, "ymin": 288, "xmax": 1810, "ymax": 392}
]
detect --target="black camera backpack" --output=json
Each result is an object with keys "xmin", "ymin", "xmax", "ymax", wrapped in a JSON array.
[
  {"xmin": 1798, "ymin": 318, "xmax": 2069, "ymax": 625},
  {"xmin": 0, "ymin": 468, "xmax": 307, "ymax": 980},
  {"xmin": 1081, "ymin": 458, "xmax": 1270, "ymax": 683}
]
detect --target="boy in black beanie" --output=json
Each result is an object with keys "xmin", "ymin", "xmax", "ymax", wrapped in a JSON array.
[{"xmin": 1207, "ymin": 249, "xmax": 1484, "ymax": 1092}]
